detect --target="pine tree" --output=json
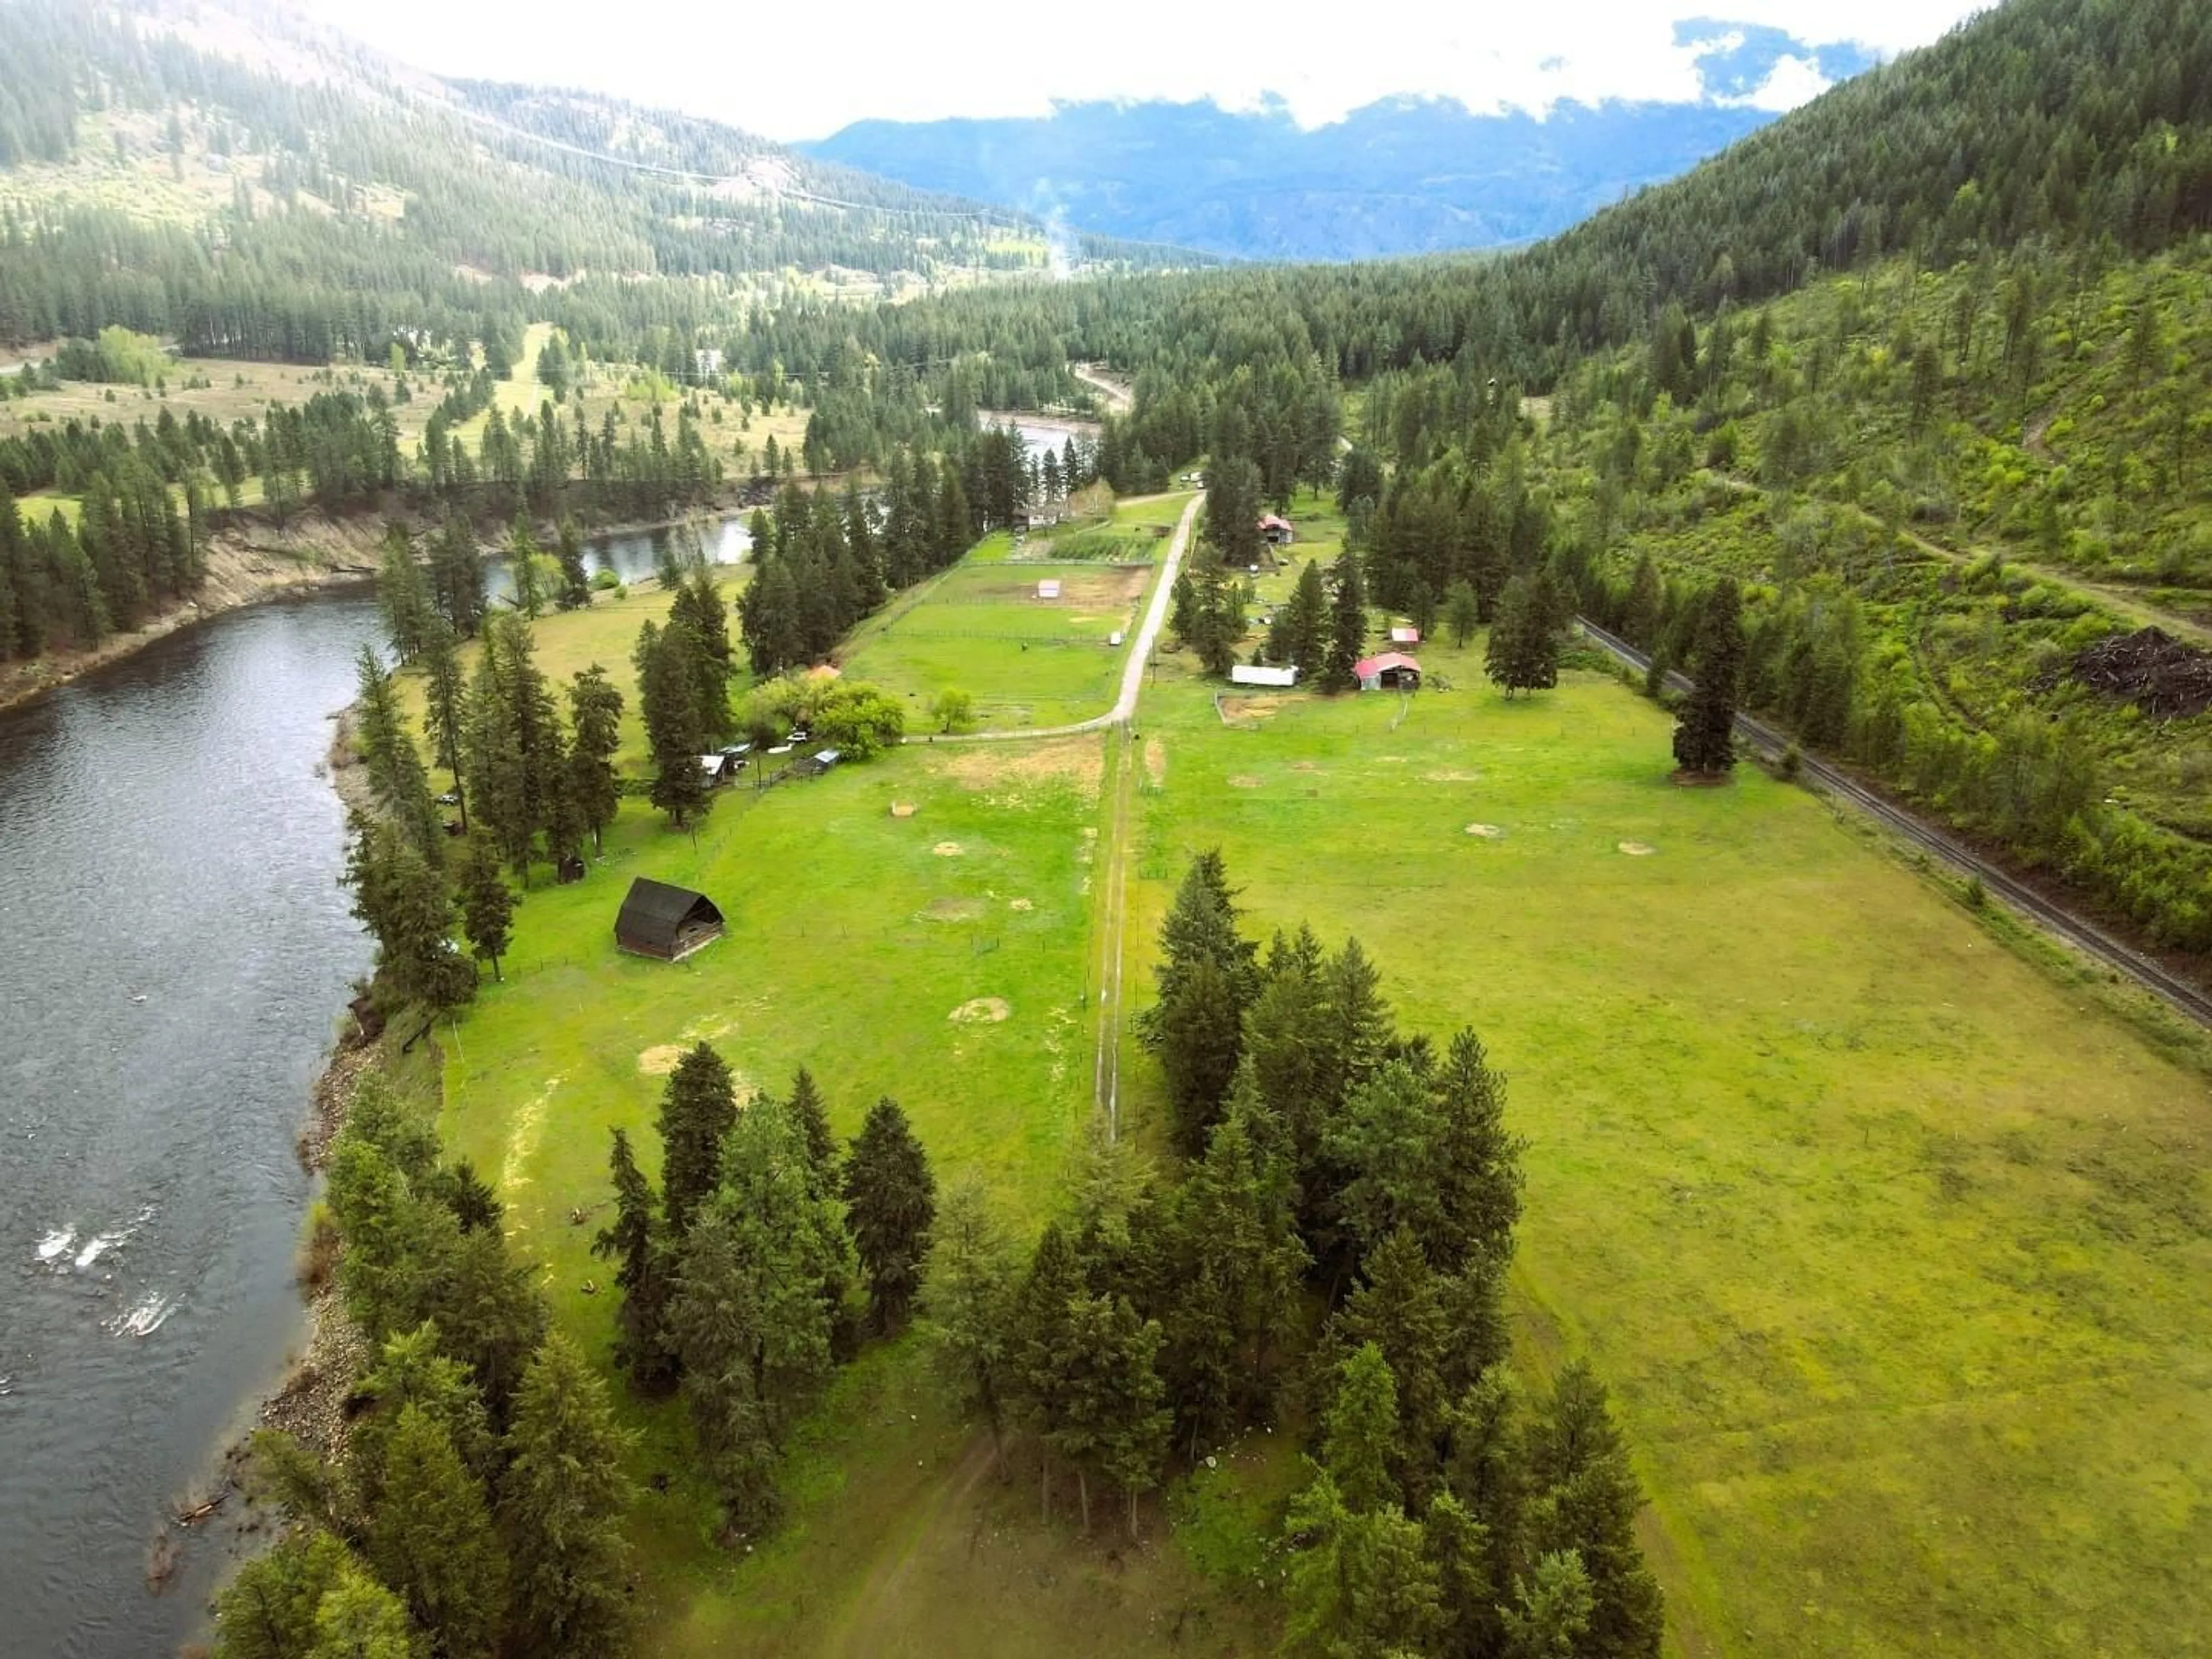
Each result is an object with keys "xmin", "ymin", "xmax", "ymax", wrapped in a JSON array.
[
  {"xmin": 1010, "ymin": 1221, "xmax": 1082, "ymax": 1521},
  {"xmin": 1138, "ymin": 851, "xmax": 1259, "ymax": 1152},
  {"xmin": 351, "ymin": 1322, "xmax": 498, "ymax": 1510},
  {"xmin": 1444, "ymin": 578, "xmax": 1482, "ymax": 648},
  {"xmin": 366, "ymin": 1402, "xmax": 508, "ymax": 1658},
  {"xmin": 656, "ymin": 1042, "xmax": 736, "ymax": 1237},
  {"xmin": 354, "ymin": 646, "xmax": 442, "ymax": 859},
  {"xmin": 554, "ymin": 516, "xmax": 591, "ymax": 611},
  {"xmin": 419, "ymin": 617, "xmax": 469, "ymax": 832},
  {"xmin": 1485, "ymin": 571, "xmax": 1563, "ymax": 698},
  {"xmin": 376, "ymin": 524, "xmax": 432, "ymax": 663},
  {"xmin": 1162, "ymin": 1096, "xmax": 1308, "ymax": 1445},
  {"xmin": 1323, "ymin": 553, "xmax": 1368, "ymax": 692},
  {"xmin": 636, "ymin": 619, "xmax": 711, "ymax": 827},
  {"xmin": 499, "ymin": 1331, "xmax": 639, "ymax": 1659},
  {"xmin": 1335, "ymin": 1229, "xmax": 1453, "ymax": 1501},
  {"xmin": 459, "ymin": 843, "xmax": 514, "ymax": 982},
  {"xmin": 210, "ymin": 1527, "xmax": 351, "ymax": 1659},
  {"xmin": 305, "ymin": 1560, "xmax": 417, "ymax": 1659},
  {"xmin": 1051, "ymin": 1292, "xmax": 1169, "ymax": 1536},
  {"xmin": 1502, "ymin": 1552, "xmax": 1597, "ymax": 1659},
  {"xmin": 843, "ymin": 1097, "xmax": 937, "ymax": 1334},
  {"xmin": 1431, "ymin": 1028, "xmax": 1525, "ymax": 1274},
  {"xmin": 564, "ymin": 665, "xmax": 623, "ymax": 853},
  {"xmin": 1523, "ymin": 1362, "xmax": 1665, "ymax": 1658},
  {"xmin": 593, "ymin": 1127, "xmax": 677, "ymax": 1392},
  {"xmin": 1425, "ymin": 1490, "xmax": 1496, "ymax": 1659},
  {"xmin": 916, "ymin": 1174, "xmax": 1018, "ymax": 1464},
  {"xmin": 786, "ymin": 1066, "xmax": 838, "ymax": 1197},
  {"xmin": 668, "ymin": 1098, "xmax": 855, "ymax": 1529},
  {"xmin": 1672, "ymin": 577, "xmax": 1744, "ymax": 775}
]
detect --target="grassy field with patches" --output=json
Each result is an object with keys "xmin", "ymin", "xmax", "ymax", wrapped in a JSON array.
[
  {"xmin": 840, "ymin": 524, "xmax": 1180, "ymax": 730},
  {"xmin": 400, "ymin": 486, "xmax": 1286, "ymax": 1651},
  {"xmin": 1118, "ymin": 631, "xmax": 2212, "ymax": 1658}
]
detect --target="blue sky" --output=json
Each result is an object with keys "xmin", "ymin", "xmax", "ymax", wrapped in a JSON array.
[{"xmin": 301, "ymin": 0, "xmax": 1993, "ymax": 141}]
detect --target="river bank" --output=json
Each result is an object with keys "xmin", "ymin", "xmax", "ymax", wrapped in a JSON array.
[
  {"xmin": 0, "ymin": 520, "xmax": 384, "ymax": 713},
  {"xmin": 0, "ymin": 493, "xmax": 767, "ymax": 715}
]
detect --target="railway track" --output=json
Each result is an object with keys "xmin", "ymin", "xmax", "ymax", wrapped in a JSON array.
[{"xmin": 1577, "ymin": 618, "xmax": 2212, "ymax": 1028}]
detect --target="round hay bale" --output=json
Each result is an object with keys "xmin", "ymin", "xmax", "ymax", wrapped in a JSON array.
[
  {"xmin": 1465, "ymin": 823, "xmax": 1503, "ymax": 839},
  {"xmin": 890, "ymin": 801, "xmax": 917, "ymax": 818},
  {"xmin": 1618, "ymin": 841, "xmax": 1657, "ymax": 857}
]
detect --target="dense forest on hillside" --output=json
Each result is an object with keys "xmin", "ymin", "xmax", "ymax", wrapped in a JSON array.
[{"xmin": 0, "ymin": 0, "xmax": 1199, "ymax": 361}]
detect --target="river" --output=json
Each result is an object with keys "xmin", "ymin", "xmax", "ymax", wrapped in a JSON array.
[{"xmin": 0, "ymin": 516, "xmax": 744, "ymax": 1656}]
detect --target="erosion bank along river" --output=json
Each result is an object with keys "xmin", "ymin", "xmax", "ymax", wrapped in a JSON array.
[{"xmin": 0, "ymin": 517, "xmax": 744, "ymax": 1656}]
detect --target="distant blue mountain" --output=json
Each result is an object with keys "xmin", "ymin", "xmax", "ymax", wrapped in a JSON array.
[{"xmin": 804, "ymin": 24, "xmax": 1883, "ymax": 262}]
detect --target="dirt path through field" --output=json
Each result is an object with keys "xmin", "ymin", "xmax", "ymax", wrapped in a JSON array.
[{"xmin": 821, "ymin": 1432, "xmax": 1002, "ymax": 1659}]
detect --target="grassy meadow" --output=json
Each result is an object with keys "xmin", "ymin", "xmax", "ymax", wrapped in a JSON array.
[
  {"xmin": 407, "ymin": 518, "xmax": 1269, "ymax": 1653},
  {"xmin": 399, "ymin": 483, "xmax": 2212, "ymax": 1657},
  {"xmin": 1116, "ymin": 629, "xmax": 2212, "ymax": 1658},
  {"xmin": 839, "ymin": 498, "xmax": 1190, "ymax": 731}
]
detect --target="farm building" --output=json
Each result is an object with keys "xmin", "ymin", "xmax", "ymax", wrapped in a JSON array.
[
  {"xmin": 1257, "ymin": 514, "xmax": 1295, "ymax": 546},
  {"xmin": 698, "ymin": 753, "xmax": 741, "ymax": 786},
  {"xmin": 1389, "ymin": 626, "xmax": 1421, "ymax": 646},
  {"xmin": 1231, "ymin": 663, "xmax": 1300, "ymax": 687},
  {"xmin": 1036, "ymin": 578, "xmax": 1062, "ymax": 600},
  {"xmin": 791, "ymin": 748, "xmax": 843, "ymax": 778},
  {"xmin": 1354, "ymin": 652, "xmax": 1423, "ymax": 691},
  {"xmin": 615, "ymin": 878, "xmax": 726, "ymax": 962}
]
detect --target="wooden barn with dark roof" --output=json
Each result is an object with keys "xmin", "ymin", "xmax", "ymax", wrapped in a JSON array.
[{"xmin": 615, "ymin": 877, "xmax": 725, "ymax": 962}]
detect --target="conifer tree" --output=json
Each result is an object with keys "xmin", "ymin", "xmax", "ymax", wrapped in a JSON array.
[
  {"xmin": 354, "ymin": 646, "xmax": 442, "ymax": 860},
  {"xmin": 419, "ymin": 616, "xmax": 469, "ymax": 831},
  {"xmin": 1280, "ymin": 559, "xmax": 1330, "ymax": 679},
  {"xmin": 459, "ymin": 843, "xmax": 514, "ymax": 982},
  {"xmin": 1322, "ymin": 553, "xmax": 1368, "ymax": 691},
  {"xmin": 554, "ymin": 516, "xmax": 591, "ymax": 611},
  {"xmin": 351, "ymin": 1322, "xmax": 498, "ymax": 1510},
  {"xmin": 668, "ymin": 1097, "xmax": 855, "ymax": 1529},
  {"xmin": 916, "ymin": 1174, "xmax": 1018, "ymax": 1464},
  {"xmin": 564, "ymin": 665, "xmax": 623, "ymax": 853},
  {"xmin": 210, "ymin": 1528, "xmax": 352, "ymax": 1659},
  {"xmin": 1335, "ymin": 1229, "xmax": 1453, "ymax": 1501},
  {"xmin": 1523, "ymin": 1362, "xmax": 1665, "ymax": 1658},
  {"xmin": 1444, "ymin": 577, "xmax": 1482, "ymax": 648},
  {"xmin": 376, "ymin": 524, "xmax": 432, "ymax": 663},
  {"xmin": 1050, "ymin": 1292, "xmax": 1169, "ymax": 1536},
  {"xmin": 1502, "ymin": 1552, "xmax": 1597, "ymax": 1659},
  {"xmin": 1010, "ymin": 1221, "xmax": 1082, "ymax": 1521},
  {"xmin": 786, "ymin": 1066, "xmax": 838, "ymax": 1196},
  {"xmin": 635, "ymin": 619, "xmax": 711, "ymax": 827},
  {"xmin": 656, "ymin": 1042, "xmax": 736, "ymax": 1238},
  {"xmin": 843, "ymin": 1097, "xmax": 937, "ymax": 1334},
  {"xmin": 428, "ymin": 514, "xmax": 486, "ymax": 638},
  {"xmin": 430, "ymin": 1224, "xmax": 548, "ymax": 1429},
  {"xmin": 1485, "ymin": 571, "xmax": 1565, "ymax": 698},
  {"xmin": 366, "ymin": 1402, "xmax": 508, "ymax": 1659},
  {"xmin": 593, "ymin": 1127, "xmax": 677, "ymax": 1393},
  {"xmin": 1672, "ymin": 577, "xmax": 1744, "ymax": 775},
  {"xmin": 499, "ymin": 1331, "xmax": 639, "ymax": 1659},
  {"xmin": 305, "ymin": 1560, "xmax": 418, "ymax": 1659}
]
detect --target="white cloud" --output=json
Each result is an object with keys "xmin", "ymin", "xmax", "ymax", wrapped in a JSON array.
[
  {"xmin": 291, "ymin": 0, "xmax": 1990, "ymax": 141},
  {"xmin": 1723, "ymin": 52, "xmax": 1836, "ymax": 112}
]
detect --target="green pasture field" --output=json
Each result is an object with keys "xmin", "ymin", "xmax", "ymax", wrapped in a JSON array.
[
  {"xmin": 431, "ymin": 707, "xmax": 1279, "ymax": 1653},
  {"xmin": 840, "ymin": 560, "xmax": 1158, "ymax": 731},
  {"xmin": 1117, "ymin": 631, "xmax": 2212, "ymax": 1658}
]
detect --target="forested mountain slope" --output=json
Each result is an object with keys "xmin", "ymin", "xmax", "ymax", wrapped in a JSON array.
[{"xmin": 0, "ymin": 0, "xmax": 1198, "ymax": 362}]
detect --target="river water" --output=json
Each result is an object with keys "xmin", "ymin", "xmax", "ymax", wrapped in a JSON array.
[{"xmin": 0, "ymin": 516, "xmax": 743, "ymax": 1656}]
